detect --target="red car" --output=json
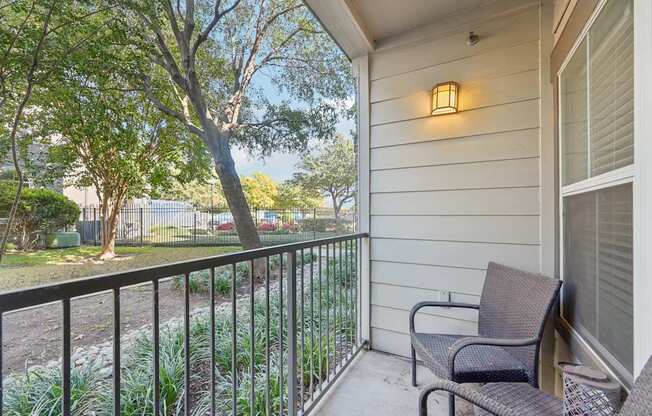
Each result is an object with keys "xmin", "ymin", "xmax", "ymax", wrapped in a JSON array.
[
  {"xmin": 217, "ymin": 222, "xmax": 235, "ymax": 231},
  {"xmin": 258, "ymin": 222, "xmax": 277, "ymax": 232}
]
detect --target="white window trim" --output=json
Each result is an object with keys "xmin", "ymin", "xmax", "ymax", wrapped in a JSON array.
[
  {"xmin": 633, "ymin": 0, "xmax": 652, "ymax": 377},
  {"xmin": 557, "ymin": 0, "xmax": 637, "ymax": 384}
]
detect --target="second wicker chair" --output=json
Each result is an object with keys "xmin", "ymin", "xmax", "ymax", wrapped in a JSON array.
[{"xmin": 410, "ymin": 262, "xmax": 562, "ymax": 416}]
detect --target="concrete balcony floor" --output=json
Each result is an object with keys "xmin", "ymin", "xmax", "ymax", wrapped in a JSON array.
[{"xmin": 311, "ymin": 350, "xmax": 474, "ymax": 416}]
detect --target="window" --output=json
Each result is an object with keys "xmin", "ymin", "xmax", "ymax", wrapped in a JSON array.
[{"xmin": 559, "ymin": 0, "xmax": 634, "ymax": 379}]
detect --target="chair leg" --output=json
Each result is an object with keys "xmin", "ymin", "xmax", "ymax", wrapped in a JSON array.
[
  {"xmin": 411, "ymin": 345, "xmax": 417, "ymax": 387},
  {"xmin": 418, "ymin": 384, "xmax": 431, "ymax": 416},
  {"xmin": 448, "ymin": 393, "xmax": 455, "ymax": 416},
  {"xmin": 419, "ymin": 384, "xmax": 456, "ymax": 416}
]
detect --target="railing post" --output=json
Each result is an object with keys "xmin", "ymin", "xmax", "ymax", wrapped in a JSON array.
[
  {"xmin": 193, "ymin": 211, "xmax": 197, "ymax": 245},
  {"xmin": 93, "ymin": 207, "xmax": 98, "ymax": 246},
  {"xmin": 287, "ymin": 250, "xmax": 298, "ymax": 416},
  {"xmin": 139, "ymin": 207, "xmax": 144, "ymax": 247}
]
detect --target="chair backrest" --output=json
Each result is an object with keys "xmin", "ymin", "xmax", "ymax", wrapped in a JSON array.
[
  {"xmin": 478, "ymin": 262, "xmax": 562, "ymax": 368},
  {"xmin": 619, "ymin": 356, "xmax": 652, "ymax": 415}
]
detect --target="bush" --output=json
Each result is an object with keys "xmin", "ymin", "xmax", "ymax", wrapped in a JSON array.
[
  {"xmin": 300, "ymin": 218, "xmax": 335, "ymax": 233},
  {"xmin": 0, "ymin": 181, "xmax": 80, "ymax": 250}
]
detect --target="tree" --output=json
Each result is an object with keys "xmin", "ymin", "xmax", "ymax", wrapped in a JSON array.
[
  {"xmin": 118, "ymin": 0, "xmax": 352, "ymax": 250},
  {"xmin": 274, "ymin": 181, "xmax": 322, "ymax": 210},
  {"xmin": 161, "ymin": 177, "xmax": 227, "ymax": 208},
  {"xmin": 242, "ymin": 173, "xmax": 277, "ymax": 208},
  {"xmin": 293, "ymin": 135, "xmax": 356, "ymax": 224},
  {"xmin": 35, "ymin": 17, "xmax": 210, "ymax": 259},
  {"xmin": 0, "ymin": 0, "xmax": 113, "ymax": 261}
]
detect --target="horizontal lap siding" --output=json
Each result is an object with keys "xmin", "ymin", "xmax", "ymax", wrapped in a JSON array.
[{"xmin": 368, "ymin": 5, "xmax": 542, "ymax": 357}]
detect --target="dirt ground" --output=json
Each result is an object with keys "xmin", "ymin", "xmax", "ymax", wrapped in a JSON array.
[{"xmin": 2, "ymin": 279, "xmax": 223, "ymax": 374}]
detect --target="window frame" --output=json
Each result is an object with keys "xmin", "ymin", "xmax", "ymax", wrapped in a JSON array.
[{"xmin": 557, "ymin": 0, "xmax": 636, "ymax": 386}]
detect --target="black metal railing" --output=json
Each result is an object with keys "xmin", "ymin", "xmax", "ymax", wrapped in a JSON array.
[{"xmin": 0, "ymin": 233, "xmax": 368, "ymax": 416}]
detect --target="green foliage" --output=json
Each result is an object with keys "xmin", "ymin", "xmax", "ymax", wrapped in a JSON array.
[
  {"xmin": 3, "ymin": 362, "xmax": 102, "ymax": 415},
  {"xmin": 3, "ymin": 250, "xmax": 358, "ymax": 416},
  {"xmin": 161, "ymin": 178, "xmax": 226, "ymax": 208},
  {"xmin": 241, "ymin": 173, "xmax": 278, "ymax": 208},
  {"xmin": 293, "ymin": 136, "xmax": 357, "ymax": 220},
  {"xmin": 0, "ymin": 180, "xmax": 80, "ymax": 250},
  {"xmin": 274, "ymin": 181, "xmax": 322, "ymax": 210}
]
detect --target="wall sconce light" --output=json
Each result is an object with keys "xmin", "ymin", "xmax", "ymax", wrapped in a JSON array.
[{"xmin": 431, "ymin": 81, "xmax": 459, "ymax": 116}]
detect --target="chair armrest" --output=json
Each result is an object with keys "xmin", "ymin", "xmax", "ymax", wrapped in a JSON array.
[
  {"xmin": 418, "ymin": 378, "xmax": 518, "ymax": 416},
  {"xmin": 409, "ymin": 301, "xmax": 479, "ymax": 332},
  {"xmin": 447, "ymin": 336, "xmax": 539, "ymax": 377}
]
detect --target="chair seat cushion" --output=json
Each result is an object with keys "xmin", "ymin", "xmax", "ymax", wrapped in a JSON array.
[
  {"xmin": 475, "ymin": 383, "xmax": 562, "ymax": 416},
  {"xmin": 412, "ymin": 333, "xmax": 531, "ymax": 384}
]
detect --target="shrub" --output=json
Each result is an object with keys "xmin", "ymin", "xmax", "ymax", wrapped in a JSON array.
[
  {"xmin": 300, "ymin": 218, "xmax": 335, "ymax": 233},
  {"xmin": 0, "ymin": 181, "xmax": 80, "ymax": 250}
]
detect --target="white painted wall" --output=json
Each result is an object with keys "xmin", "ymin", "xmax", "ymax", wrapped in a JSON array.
[{"xmin": 365, "ymin": 3, "xmax": 551, "ymax": 357}]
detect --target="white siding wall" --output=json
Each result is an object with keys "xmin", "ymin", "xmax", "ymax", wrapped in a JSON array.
[{"xmin": 367, "ymin": 4, "xmax": 544, "ymax": 357}]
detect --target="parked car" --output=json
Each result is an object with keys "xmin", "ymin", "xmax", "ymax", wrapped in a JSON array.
[
  {"xmin": 258, "ymin": 222, "xmax": 277, "ymax": 232},
  {"xmin": 217, "ymin": 222, "xmax": 235, "ymax": 231}
]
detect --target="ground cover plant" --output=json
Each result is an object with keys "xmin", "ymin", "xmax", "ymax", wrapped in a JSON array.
[{"xmin": 2, "ymin": 251, "xmax": 358, "ymax": 415}]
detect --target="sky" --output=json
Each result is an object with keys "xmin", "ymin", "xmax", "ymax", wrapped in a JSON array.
[
  {"xmin": 232, "ymin": 116, "xmax": 355, "ymax": 181},
  {"xmin": 233, "ymin": 49, "xmax": 356, "ymax": 182}
]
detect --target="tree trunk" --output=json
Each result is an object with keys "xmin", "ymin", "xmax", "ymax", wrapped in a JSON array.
[
  {"xmin": 331, "ymin": 194, "xmax": 340, "ymax": 227},
  {"xmin": 206, "ymin": 131, "xmax": 261, "ymax": 251},
  {"xmin": 98, "ymin": 199, "xmax": 120, "ymax": 260}
]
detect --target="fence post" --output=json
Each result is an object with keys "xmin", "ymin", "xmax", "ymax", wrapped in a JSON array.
[
  {"xmin": 93, "ymin": 207, "xmax": 98, "ymax": 246},
  {"xmin": 287, "ymin": 250, "xmax": 298, "ymax": 416},
  {"xmin": 82, "ymin": 208, "xmax": 87, "ymax": 243},
  {"xmin": 193, "ymin": 211, "xmax": 197, "ymax": 245},
  {"xmin": 313, "ymin": 208, "xmax": 317, "ymax": 240},
  {"xmin": 139, "ymin": 207, "xmax": 144, "ymax": 247}
]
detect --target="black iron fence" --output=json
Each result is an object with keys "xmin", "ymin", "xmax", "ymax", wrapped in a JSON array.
[
  {"xmin": 0, "ymin": 233, "xmax": 368, "ymax": 415},
  {"xmin": 78, "ymin": 206, "xmax": 355, "ymax": 247}
]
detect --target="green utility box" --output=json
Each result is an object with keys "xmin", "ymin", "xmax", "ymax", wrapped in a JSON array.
[{"xmin": 45, "ymin": 231, "xmax": 81, "ymax": 248}]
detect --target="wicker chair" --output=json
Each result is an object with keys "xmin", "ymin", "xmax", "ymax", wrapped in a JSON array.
[
  {"xmin": 417, "ymin": 355, "xmax": 652, "ymax": 416},
  {"xmin": 410, "ymin": 262, "xmax": 561, "ymax": 415}
]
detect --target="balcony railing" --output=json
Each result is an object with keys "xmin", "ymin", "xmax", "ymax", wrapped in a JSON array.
[{"xmin": 0, "ymin": 232, "xmax": 368, "ymax": 415}]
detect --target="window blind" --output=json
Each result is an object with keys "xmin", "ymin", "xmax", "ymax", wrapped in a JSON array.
[
  {"xmin": 563, "ymin": 184, "xmax": 633, "ymax": 373},
  {"xmin": 589, "ymin": 0, "xmax": 634, "ymax": 177}
]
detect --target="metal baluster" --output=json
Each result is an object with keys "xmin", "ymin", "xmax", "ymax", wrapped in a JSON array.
[
  {"xmin": 349, "ymin": 239, "xmax": 354, "ymax": 354},
  {"xmin": 0, "ymin": 312, "xmax": 3, "ymax": 416},
  {"xmin": 249, "ymin": 259, "xmax": 255, "ymax": 416},
  {"xmin": 343, "ymin": 239, "xmax": 349, "ymax": 356},
  {"xmin": 318, "ymin": 245, "xmax": 323, "ymax": 392},
  {"xmin": 231, "ymin": 263, "xmax": 237, "ymax": 416},
  {"xmin": 114, "ymin": 289, "xmax": 121, "ymax": 415},
  {"xmin": 279, "ymin": 255, "xmax": 284, "ymax": 416},
  {"xmin": 344, "ymin": 239, "xmax": 349, "ymax": 357},
  {"xmin": 334, "ymin": 242, "xmax": 339, "ymax": 373},
  {"xmin": 184, "ymin": 273, "xmax": 191, "ymax": 416},
  {"xmin": 63, "ymin": 298, "xmax": 71, "ymax": 416},
  {"xmin": 309, "ymin": 246, "xmax": 315, "ymax": 401},
  {"xmin": 349, "ymin": 240, "xmax": 356, "ymax": 356},
  {"xmin": 209, "ymin": 269, "xmax": 216, "ymax": 416},
  {"xmin": 325, "ymin": 243, "xmax": 330, "ymax": 381},
  {"xmin": 153, "ymin": 280, "xmax": 161, "ymax": 415},
  {"xmin": 300, "ymin": 248, "xmax": 305, "ymax": 411},
  {"xmin": 266, "ymin": 257, "xmax": 271, "ymax": 416},
  {"xmin": 357, "ymin": 238, "xmax": 362, "ymax": 347},
  {"xmin": 287, "ymin": 251, "xmax": 298, "ymax": 416}
]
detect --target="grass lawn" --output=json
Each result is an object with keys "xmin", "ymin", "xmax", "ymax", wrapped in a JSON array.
[{"xmin": 0, "ymin": 245, "xmax": 241, "ymax": 292}]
